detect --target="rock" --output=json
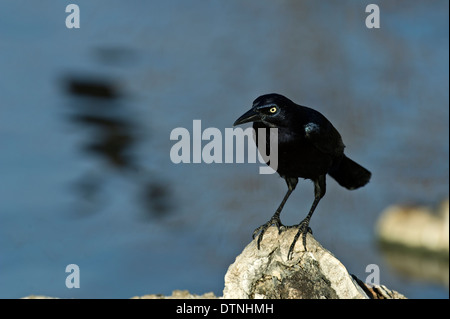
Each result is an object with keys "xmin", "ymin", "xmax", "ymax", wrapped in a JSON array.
[
  {"xmin": 350, "ymin": 275, "xmax": 407, "ymax": 299},
  {"xmin": 21, "ymin": 295, "xmax": 59, "ymax": 299},
  {"xmin": 376, "ymin": 199, "xmax": 449, "ymax": 255},
  {"xmin": 223, "ymin": 227, "xmax": 405, "ymax": 299},
  {"xmin": 132, "ymin": 290, "xmax": 218, "ymax": 299},
  {"xmin": 23, "ymin": 290, "xmax": 218, "ymax": 299}
]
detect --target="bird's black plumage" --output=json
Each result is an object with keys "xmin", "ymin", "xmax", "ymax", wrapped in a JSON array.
[{"xmin": 234, "ymin": 93, "xmax": 371, "ymax": 259}]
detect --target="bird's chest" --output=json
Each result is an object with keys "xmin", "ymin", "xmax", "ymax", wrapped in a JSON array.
[
  {"xmin": 280, "ymin": 140, "xmax": 329, "ymax": 177},
  {"xmin": 257, "ymin": 128, "xmax": 332, "ymax": 179}
]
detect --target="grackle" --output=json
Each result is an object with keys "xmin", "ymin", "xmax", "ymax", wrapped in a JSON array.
[{"xmin": 234, "ymin": 93, "xmax": 371, "ymax": 259}]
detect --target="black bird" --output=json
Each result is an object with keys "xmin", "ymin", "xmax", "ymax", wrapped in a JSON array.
[{"xmin": 234, "ymin": 93, "xmax": 371, "ymax": 259}]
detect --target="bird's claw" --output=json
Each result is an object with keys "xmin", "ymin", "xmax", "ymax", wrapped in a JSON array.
[
  {"xmin": 287, "ymin": 219, "xmax": 313, "ymax": 260},
  {"xmin": 252, "ymin": 216, "xmax": 285, "ymax": 249},
  {"xmin": 252, "ymin": 216, "xmax": 313, "ymax": 260}
]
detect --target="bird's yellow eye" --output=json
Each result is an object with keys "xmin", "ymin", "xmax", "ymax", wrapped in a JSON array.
[{"xmin": 269, "ymin": 107, "xmax": 277, "ymax": 113}]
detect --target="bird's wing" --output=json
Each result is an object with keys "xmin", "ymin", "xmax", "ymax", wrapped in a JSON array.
[{"xmin": 303, "ymin": 122, "xmax": 345, "ymax": 155}]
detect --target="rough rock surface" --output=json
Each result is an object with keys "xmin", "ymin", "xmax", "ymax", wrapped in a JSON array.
[
  {"xmin": 132, "ymin": 290, "xmax": 217, "ymax": 299},
  {"xmin": 223, "ymin": 227, "xmax": 405, "ymax": 299}
]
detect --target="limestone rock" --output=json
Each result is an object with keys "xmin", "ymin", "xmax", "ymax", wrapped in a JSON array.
[
  {"xmin": 132, "ymin": 290, "xmax": 217, "ymax": 299},
  {"xmin": 376, "ymin": 199, "xmax": 449, "ymax": 255},
  {"xmin": 223, "ymin": 227, "xmax": 405, "ymax": 299},
  {"xmin": 22, "ymin": 295, "xmax": 59, "ymax": 299}
]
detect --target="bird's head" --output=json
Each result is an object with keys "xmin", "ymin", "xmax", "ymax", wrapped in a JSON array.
[{"xmin": 233, "ymin": 93, "xmax": 294, "ymax": 128}]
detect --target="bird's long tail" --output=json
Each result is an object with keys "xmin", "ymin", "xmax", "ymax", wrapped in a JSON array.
[{"xmin": 328, "ymin": 155, "xmax": 371, "ymax": 190}]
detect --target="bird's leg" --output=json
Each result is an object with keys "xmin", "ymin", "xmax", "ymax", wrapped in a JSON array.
[
  {"xmin": 287, "ymin": 175, "xmax": 326, "ymax": 259},
  {"xmin": 252, "ymin": 188, "xmax": 292, "ymax": 248},
  {"xmin": 253, "ymin": 177, "xmax": 298, "ymax": 249}
]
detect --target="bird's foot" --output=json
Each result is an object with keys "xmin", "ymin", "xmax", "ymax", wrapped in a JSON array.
[
  {"xmin": 252, "ymin": 216, "xmax": 284, "ymax": 249},
  {"xmin": 286, "ymin": 219, "xmax": 313, "ymax": 260}
]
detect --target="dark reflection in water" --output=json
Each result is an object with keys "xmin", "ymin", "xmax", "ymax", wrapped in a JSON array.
[
  {"xmin": 67, "ymin": 79, "xmax": 120, "ymax": 100},
  {"xmin": 64, "ymin": 75, "xmax": 173, "ymax": 219},
  {"xmin": 141, "ymin": 180, "xmax": 173, "ymax": 218},
  {"xmin": 71, "ymin": 114, "xmax": 136, "ymax": 169}
]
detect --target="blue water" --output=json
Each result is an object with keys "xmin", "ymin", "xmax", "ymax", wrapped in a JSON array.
[{"xmin": 0, "ymin": 1, "xmax": 448, "ymax": 298}]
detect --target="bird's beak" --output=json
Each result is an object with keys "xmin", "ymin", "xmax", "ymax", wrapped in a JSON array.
[{"xmin": 233, "ymin": 108, "xmax": 260, "ymax": 126}]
